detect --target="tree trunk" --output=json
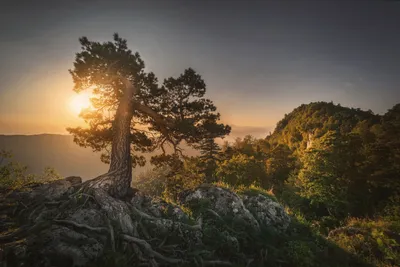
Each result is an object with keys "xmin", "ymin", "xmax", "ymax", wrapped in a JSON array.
[
  {"xmin": 106, "ymin": 96, "xmax": 134, "ymax": 197},
  {"xmin": 88, "ymin": 82, "xmax": 135, "ymax": 198}
]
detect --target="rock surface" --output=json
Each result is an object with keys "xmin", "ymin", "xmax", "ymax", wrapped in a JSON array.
[
  {"xmin": 24, "ymin": 176, "xmax": 83, "ymax": 201},
  {"xmin": 243, "ymin": 193, "xmax": 290, "ymax": 232},
  {"xmin": 34, "ymin": 223, "xmax": 105, "ymax": 267},
  {"xmin": 131, "ymin": 191, "xmax": 189, "ymax": 222},
  {"xmin": 179, "ymin": 185, "xmax": 260, "ymax": 231},
  {"xmin": 0, "ymin": 180, "xmax": 291, "ymax": 267},
  {"xmin": 179, "ymin": 184, "xmax": 290, "ymax": 233}
]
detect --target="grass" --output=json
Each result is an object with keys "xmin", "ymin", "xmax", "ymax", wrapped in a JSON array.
[{"xmin": 328, "ymin": 217, "xmax": 400, "ymax": 267}]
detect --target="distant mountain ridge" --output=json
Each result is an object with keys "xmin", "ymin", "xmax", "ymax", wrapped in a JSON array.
[
  {"xmin": 0, "ymin": 123, "xmax": 272, "ymax": 180},
  {"xmin": 0, "ymin": 134, "xmax": 202, "ymax": 180},
  {"xmin": 0, "ymin": 134, "xmax": 109, "ymax": 180}
]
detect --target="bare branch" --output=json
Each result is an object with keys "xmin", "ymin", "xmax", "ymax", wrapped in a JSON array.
[{"xmin": 133, "ymin": 101, "xmax": 174, "ymax": 128}]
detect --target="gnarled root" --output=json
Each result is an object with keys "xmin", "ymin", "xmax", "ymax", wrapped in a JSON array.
[
  {"xmin": 0, "ymin": 177, "xmax": 232, "ymax": 267},
  {"xmin": 80, "ymin": 169, "xmax": 132, "ymax": 199},
  {"xmin": 122, "ymin": 234, "xmax": 185, "ymax": 265}
]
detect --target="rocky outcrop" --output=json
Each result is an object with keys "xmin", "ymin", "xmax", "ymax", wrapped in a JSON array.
[
  {"xmin": 242, "ymin": 193, "xmax": 290, "ymax": 233},
  {"xmin": 0, "ymin": 177, "xmax": 109, "ymax": 267},
  {"xmin": 34, "ymin": 220, "xmax": 105, "ymax": 267},
  {"xmin": 20, "ymin": 176, "xmax": 82, "ymax": 202},
  {"xmin": 179, "ymin": 184, "xmax": 260, "ymax": 231},
  {"xmin": 179, "ymin": 184, "xmax": 290, "ymax": 233},
  {"xmin": 131, "ymin": 191, "xmax": 189, "ymax": 222},
  {"xmin": 0, "ymin": 180, "xmax": 290, "ymax": 267}
]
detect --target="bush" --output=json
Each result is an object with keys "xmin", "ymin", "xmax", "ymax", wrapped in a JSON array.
[
  {"xmin": 0, "ymin": 150, "xmax": 61, "ymax": 190},
  {"xmin": 216, "ymin": 154, "xmax": 266, "ymax": 187},
  {"xmin": 329, "ymin": 218, "xmax": 400, "ymax": 267},
  {"xmin": 163, "ymin": 157, "xmax": 206, "ymax": 202},
  {"xmin": 133, "ymin": 165, "xmax": 171, "ymax": 197},
  {"xmin": 285, "ymin": 240, "xmax": 316, "ymax": 267}
]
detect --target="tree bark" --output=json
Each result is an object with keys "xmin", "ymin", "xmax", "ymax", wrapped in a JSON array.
[
  {"xmin": 87, "ymin": 76, "xmax": 175, "ymax": 198},
  {"xmin": 106, "ymin": 95, "xmax": 134, "ymax": 197},
  {"xmin": 87, "ymin": 80, "xmax": 135, "ymax": 198}
]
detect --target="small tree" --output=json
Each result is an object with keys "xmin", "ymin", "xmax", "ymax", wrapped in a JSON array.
[
  {"xmin": 197, "ymin": 137, "xmax": 221, "ymax": 163},
  {"xmin": 193, "ymin": 123, "xmax": 224, "ymax": 182},
  {"xmin": 216, "ymin": 154, "xmax": 266, "ymax": 187},
  {"xmin": 162, "ymin": 156, "xmax": 206, "ymax": 202},
  {"xmin": 265, "ymin": 144, "xmax": 295, "ymax": 190},
  {"xmin": 67, "ymin": 34, "xmax": 230, "ymax": 198},
  {"xmin": 296, "ymin": 131, "xmax": 361, "ymax": 218}
]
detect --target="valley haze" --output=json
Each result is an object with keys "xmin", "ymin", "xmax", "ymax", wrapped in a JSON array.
[{"xmin": 0, "ymin": 125, "xmax": 270, "ymax": 179}]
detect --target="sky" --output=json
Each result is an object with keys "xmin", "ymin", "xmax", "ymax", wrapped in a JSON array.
[{"xmin": 0, "ymin": 0, "xmax": 400, "ymax": 137}]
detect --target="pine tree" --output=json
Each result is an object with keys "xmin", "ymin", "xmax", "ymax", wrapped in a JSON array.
[{"xmin": 67, "ymin": 34, "xmax": 230, "ymax": 198}]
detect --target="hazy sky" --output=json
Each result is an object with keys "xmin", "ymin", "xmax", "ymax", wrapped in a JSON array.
[{"xmin": 1, "ymin": 0, "xmax": 400, "ymax": 137}]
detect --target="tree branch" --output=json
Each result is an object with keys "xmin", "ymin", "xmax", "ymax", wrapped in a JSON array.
[{"xmin": 133, "ymin": 101, "xmax": 174, "ymax": 128}]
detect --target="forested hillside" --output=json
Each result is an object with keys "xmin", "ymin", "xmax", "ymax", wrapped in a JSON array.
[
  {"xmin": 268, "ymin": 101, "xmax": 379, "ymax": 152},
  {"xmin": 134, "ymin": 101, "xmax": 400, "ymax": 266},
  {"xmin": 267, "ymin": 102, "xmax": 399, "ymax": 220},
  {"xmin": 1, "ymin": 0, "xmax": 400, "ymax": 262},
  {"xmin": 2, "ymin": 101, "xmax": 399, "ymax": 267},
  {"xmin": 2, "ymin": 102, "xmax": 399, "ymax": 267}
]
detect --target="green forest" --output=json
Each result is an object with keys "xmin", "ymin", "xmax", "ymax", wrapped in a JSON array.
[
  {"xmin": 133, "ymin": 101, "xmax": 400, "ymax": 267},
  {"xmin": 2, "ymin": 101, "xmax": 399, "ymax": 267},
  {"xmin": 1, "ymin": 34, "xmax": 399, "ymax": 267}
]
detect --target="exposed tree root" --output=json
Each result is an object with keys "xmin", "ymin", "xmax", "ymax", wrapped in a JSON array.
[
  {"xmin": 202, "ymin": 260, "xmax": 233, "ymax": 266},
  {"xmin": 0, "ymin": 221, "xmax": 51, "ymax": 243},
  {"xmin": 0, "ymin": 179, "xmax": 236, "ymax": 267},
  {"xmin": 122, "ymin": 234, "xmax": 185, "ymax": 265},
  {"xmin": 53, "ymin": 219, "xmax": 109, "ymax": 233},
  {"xmin": 131, "ymin": 206, "xmax": 202, "ymax": 231}
]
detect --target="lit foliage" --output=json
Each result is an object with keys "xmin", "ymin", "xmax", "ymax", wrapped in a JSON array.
[
  {"xmin": 162, "ymin": 156, "xmax": 206, "ymax": 202},
  {"xmin": 83, "ymin": 101, "xmax": 399, "ymax": 266},
  {"xmin": 265, "ymin": 102, "xmax": 400, "ymax": 220},
  {"xmin": 216, "ymin": 153, "xmax": 266, "ymax": 187},
  {"xmin": 134, "ymin": 156, "xmax": 206, "ymax": 202},
  {"xmin": 215, "ymin": 136, "xmax": 294, "ymax": 190},
  {"xmin": 0, "ymin": 150, "xmax": 34, "ymax": 189},
  {"xmin": 107, "ymin": 101, "xmax": 400, "ymax": 266},
  {"xmin": 296, "ymin": 131, "xmax": 362, "ymax": 218},
  {"xmin": 0, "ymin": 150, "xmax": 61, "ymax": 189},
  {"xmin": 268, "ymin": 101, "xmax": 378, "ymax": 151},
  {"xmin": 67, "ymin": 34, "xmax": 230, "ymax": 167},
  {"xmin": 264, "ymin": 143, "xmax": 295, "ymax": 190},
  {"xmin": 132, "ymin": 165, "xmax": 171, "ymax": 197},
  {"xmin": 193, "ymin": 136, "xmax": 221, "ymax": 183},
  {"xmin": 329, "ymin": 218, "xmax": 400, "ymax": 267}
]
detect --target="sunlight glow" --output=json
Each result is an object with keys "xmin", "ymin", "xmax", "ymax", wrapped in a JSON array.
[{"xmin": 68, "ymin": 92, "xmax": 92, "ymax": 115}]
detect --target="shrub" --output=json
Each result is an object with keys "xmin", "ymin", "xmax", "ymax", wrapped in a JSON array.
[
  {"xmin": 329, "ymin": 218, "xmax": 400, "ymax": 267},
  {"xmin": 285, "ymin": 240, "xmax": 316, "ymax": 267},
  {"xmin": 0, "ymin": 150, "xmax": 61, "ymax": 190}
]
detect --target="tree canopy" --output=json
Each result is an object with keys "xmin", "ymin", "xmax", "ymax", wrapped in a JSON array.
[{"xmin": 67, "ymin": 33, "xmax": 231, "ymax": 169}]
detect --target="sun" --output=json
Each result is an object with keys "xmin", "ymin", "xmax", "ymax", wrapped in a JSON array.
[{"xmin": 69, "ymin": 92, "xmax": 92, "ymax": 114}]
